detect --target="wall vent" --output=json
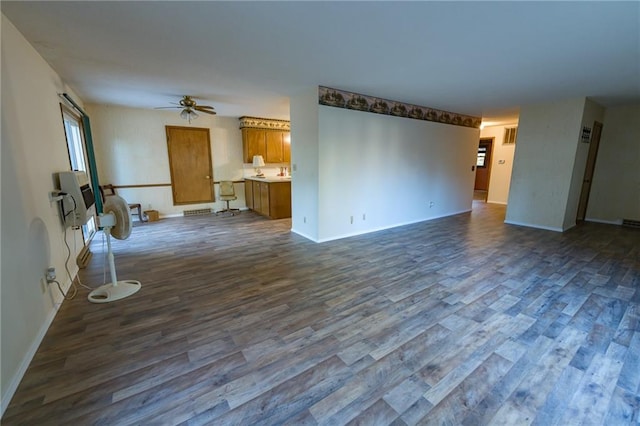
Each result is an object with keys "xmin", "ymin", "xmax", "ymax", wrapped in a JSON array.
[
  {"xmin": 183, "ymin": 208, "xmax": 212, "ymax": 217},
  {"xmin": 622, "ymin": 219, "xmax": 640, "ymax": 228}
]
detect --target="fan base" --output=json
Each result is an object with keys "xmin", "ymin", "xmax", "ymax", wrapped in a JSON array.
[{"xmin": 88, "ymin": 280, "xmax": 141, "ymax": 304}]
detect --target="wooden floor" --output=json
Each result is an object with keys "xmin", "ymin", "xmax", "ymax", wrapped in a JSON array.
[{"xmin": 4, "ymin": 202, "xmax": 640, "ymax": 425}]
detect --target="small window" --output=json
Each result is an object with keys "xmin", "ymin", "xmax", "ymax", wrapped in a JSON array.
[
  {"xmin": 477, "ymin": 146, "xmax": 487, "ymax": 167},
  {"xmin": 61, "ymin": 105, "xmax": 96, "ymax": 242},
  {"xmin": 504, "ymin": 127, "xmax": 518, "ymax": 144}
]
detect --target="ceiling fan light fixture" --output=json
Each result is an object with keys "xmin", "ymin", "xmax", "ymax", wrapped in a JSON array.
[{"xmin": 180, "ymin": 108, "xmax": 198, "ymax": 123}]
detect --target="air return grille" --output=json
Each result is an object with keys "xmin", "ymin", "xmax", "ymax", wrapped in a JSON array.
[
  {"xmin": 622, "ymin": 219, "xmax": 640, "ymax": 228},
  {"xmin": 183, "ymin": 208, "xmax": 212, "ymax": 217}
]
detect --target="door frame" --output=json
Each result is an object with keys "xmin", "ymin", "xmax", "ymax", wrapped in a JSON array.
[
  {"xmin": 474, "ymin": 137, "xmax": 494, "ymax": 201},
  {"xmin": 576, "ymin": 121, "xmax": 603, "ymax": 222}
]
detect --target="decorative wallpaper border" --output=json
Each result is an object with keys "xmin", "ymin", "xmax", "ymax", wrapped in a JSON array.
[
  {"xmin": 318, "ymin": 86, "xmax": 481, "ymax": 129},
  {"xmin": 239, "ymin": 116, "xmax": 290, "ymax": 131}
]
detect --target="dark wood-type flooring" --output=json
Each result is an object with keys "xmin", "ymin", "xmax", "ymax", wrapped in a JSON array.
[{"xmin": 4, "ymin": 202, "xmax": 640, "ymax": 425}]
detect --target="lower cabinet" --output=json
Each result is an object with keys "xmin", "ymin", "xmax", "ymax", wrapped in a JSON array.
[
  {"xmin": 246, "ymin": 180, "xmax": 291, "ymax": 219},
  {"xmin": 245, "ymin": 180, "xmax": 254, "ymax": 210}
]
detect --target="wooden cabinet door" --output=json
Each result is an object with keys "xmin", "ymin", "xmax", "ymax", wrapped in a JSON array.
[
  {"xmin": 265, "ymin": 131, "xmax": 283, "ymax": 163},
  {"xmin": 269, "ymin": 182, "xmax": 292, "ymax": 219},
  {"xmin": 283, "ymin": 132, "xmax": 291, "ymax": 163},
  {"xmin": 253, "ymin": 181, "xmax": 262, "ymax": 213},
  {"xmin": 245, "ymin": 180, "xmax": 254, "ymax": 210},
  {"xmin": 259, "ymin": 182, "xmax": 270, "ymax": 215},
  {"xmin": 243, "ymin": 129, "xmax": 267, "ymax": 163}
]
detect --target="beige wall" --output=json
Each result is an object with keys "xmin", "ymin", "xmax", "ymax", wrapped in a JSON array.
[
  {"xmin": 505, "ymin": 98, "xmax": 586, "ymax": 231},
  {"xmin": 85, "ymin": 105, "xmax": 248, "ymax": 217},
  {"xmin": 1, "ymin": 15, "xmax": 86, "ymax": 413},
  {"xmin": 587, "ymin": 104, "xmax": 640, "ymax": 223},
  {"xmin": 315, "ymin": 104, "xmax": 479, "ymax": 242},
  {"xmin": 479, "ymin": 124, "xmax": 518, "ymax": 205}
]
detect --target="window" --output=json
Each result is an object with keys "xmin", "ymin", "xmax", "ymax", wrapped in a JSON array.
[
  {"xmin": 477, "ymin": 146, "xmax": 488, "ymax": 167},
  {"xmin": 504, "ymin": 126, "xmax": 518, "ymax": 144},
  {"xmin": 61, "ymin": 105, "xmax": 96, "ymax": 242}
]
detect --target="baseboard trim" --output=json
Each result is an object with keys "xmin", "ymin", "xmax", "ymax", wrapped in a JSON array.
[
  {"xmin": 290, "ymin": 229, "xmax": 318, "ymax": 242},
  {"xmin": 486, "ymin": 200, "xmax": 508, "ymax": 205},
  {"xmin": 317, "ymin": 209, "xmax": 472, "ymax": 243},
  {"xmin": 1, "ymin": 302, "xmax": 61, "ymax": 417},
  {"xmin": 585, "ymin": 217, "xmax": 623, "ymax": 226},
  {"xmin": 504, "ymin": 219, "xmax": 563, "ymax": 232}
]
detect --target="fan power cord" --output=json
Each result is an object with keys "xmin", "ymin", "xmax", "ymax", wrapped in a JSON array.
[{"xmin": 50, "ymin": 279, "xmax": 77, "ymax": 300}]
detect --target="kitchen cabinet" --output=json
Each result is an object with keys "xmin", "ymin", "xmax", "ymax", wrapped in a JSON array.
[
  {"xmin": 245, "ymin": 177, "xmax": 291, "ymax": 219},
  {"xmin": 245, "ymin": 179, "xmax": 254, "ymax": 210},
  {"xmin": 241, "ymin": 128, "xmax": 290, "ymax": 164}
]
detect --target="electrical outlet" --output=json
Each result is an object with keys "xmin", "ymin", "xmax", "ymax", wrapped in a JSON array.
[
  {"xmin": 303, "ymin": 216, "xmax": 306, "ymax": 223},
  {"xmin": 350, "ymin": 215, "xmax": 354, "ymax": 224},
  {"xmin": 362, "ymin": 213, "xmax": 366, "ymax": 221},
  {"xmin": 46, "ymin": 267, "xmax": 56, "ymax": 283},
  {"xmin": 430, "ymin": 201, "xmax": 435, "ymax": 208}
]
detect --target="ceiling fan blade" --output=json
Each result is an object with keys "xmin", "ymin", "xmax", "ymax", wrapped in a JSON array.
[
  {"xmin": 196, "ymin": 105, "xmax": 215, "ymax": 109},
  {"xmin": 154, "ymin": 106, "xmax": 181, "ymax": 109},
  {"xmin": 194, "ymin": 106, "xmax": 216, "ymax": 115}
]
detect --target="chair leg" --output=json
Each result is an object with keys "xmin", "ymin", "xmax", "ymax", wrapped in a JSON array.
[{"xmin": 136, "ymin": 206, "xmax": 146, "ymax": 222}]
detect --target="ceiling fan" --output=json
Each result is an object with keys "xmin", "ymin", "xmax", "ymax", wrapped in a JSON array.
[{"xmin": 156, "ymin": 95, "xmax": 216, "ymax": 123}]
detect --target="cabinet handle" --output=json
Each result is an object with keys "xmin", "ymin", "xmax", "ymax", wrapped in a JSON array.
[{"xmin": 205, "ymin": 176, "xmax": 211, "ymax": 179}]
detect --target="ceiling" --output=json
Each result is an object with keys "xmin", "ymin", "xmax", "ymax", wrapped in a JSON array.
[{"xmin": 2, "ymin": 2, "xmax": 639, "ymax": 124}]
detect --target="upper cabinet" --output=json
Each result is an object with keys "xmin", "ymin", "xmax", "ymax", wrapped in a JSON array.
[{"xmin": 239, "ymin": 116, "xmax": 291, "ymax": 164}]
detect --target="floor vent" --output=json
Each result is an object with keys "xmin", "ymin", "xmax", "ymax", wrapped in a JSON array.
[
  {"xmin": 622, "ymin": 219, "xmax": 640, "ymax": 228},
  {"xmin": 76, "ymin": 246, "xmax": 93, "ymax": 269},
  {"xmin": 183, "ymin": 208, "xmax": 212, "ymax": 217}
]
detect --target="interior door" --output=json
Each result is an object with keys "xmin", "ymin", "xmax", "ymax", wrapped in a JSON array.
[
  {"xmin": 576, "ymin": 121, "xmax": 603, "ymax": 221},
  {"xmin": 474, "ymin": 138, "xmax": 493, "ymax": 192},
  {"xmin": 166, "ymin": 126, "xmax": 214, "ymax": 205}
]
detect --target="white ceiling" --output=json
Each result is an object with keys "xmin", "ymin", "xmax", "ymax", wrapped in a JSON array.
[{"xmin": 2, "ymin": 1, "xmax": 639, "ymax": 123}]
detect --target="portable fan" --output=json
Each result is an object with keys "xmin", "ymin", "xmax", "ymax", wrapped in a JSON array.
[{"xmin": 88, "ymin": 195, "xmax": 141, "ymax": 303}]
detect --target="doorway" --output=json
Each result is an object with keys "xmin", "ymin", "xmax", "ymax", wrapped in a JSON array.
[
  {"xmin": 166, "ymin": 126, "xmax": 214, "ymax": 205},
  {"xmin": 576, "ymin": 121, "xmax": 603, "ymax": 221},
  {"xmin": 474, "ymin": 137, "xmax": 494, "ymax": 202}
]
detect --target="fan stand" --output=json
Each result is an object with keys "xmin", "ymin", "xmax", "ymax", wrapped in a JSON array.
[{"xmin": 88, "ymin": 224, "xmax": 141, "ymax": 303}]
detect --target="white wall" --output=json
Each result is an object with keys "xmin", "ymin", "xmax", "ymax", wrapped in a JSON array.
[
  {"xmin": 505, "ymin": 98, "xmax": 586, "ymax": 231},
  {"xmin": 480, "ymin": 124, "xmax": 518, "ymax": 205},
  {"xmin": 85, "ymin": 105, "xmax": 246, "ymax": 216},
  {"xmin": 1, "ymin": 15, "xmax": 86, "ymax": 414},
  {"xmin": 316, "ymin": 105, "xmax": 479, "ymax": 242},
  {"xmin": 563, "ymin": 98, "xmax": 605, "ymax": 229},
  {"xmin": 290, "ymin": 88, "xmax": 320, "ymax": 241},
  {"xmin": 587, "ymin": 104, "xmax": 640, "ymax": 223}
]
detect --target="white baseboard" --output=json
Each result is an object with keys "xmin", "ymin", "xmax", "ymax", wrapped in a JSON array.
[
  {"xmin": 316, "ymin": 209, "xmax": 472, "ymax": 243},
  {"xmin": 290, "ymin": 229, "xmax": 318, "ymax": 242},
  {"xmin": 585, "ymin": 217, "xmax": 623, "ymax": 225},
  {"xmin": 504, "ymin": 219, "xmax": 563, "ymax": 232},
  {"xmin": 1, "ymin": 303, "xmax": 61, "ymax": 417}
]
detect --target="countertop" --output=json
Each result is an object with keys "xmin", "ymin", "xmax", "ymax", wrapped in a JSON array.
[{"xmin": 245, "ymin": 176, "xmax": 292, "ymax": 183}]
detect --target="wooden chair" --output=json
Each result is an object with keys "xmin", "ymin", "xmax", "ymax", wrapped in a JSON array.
[{"xmin": 99, "ymin": 184, "xmax": 147, "ymax": 222}]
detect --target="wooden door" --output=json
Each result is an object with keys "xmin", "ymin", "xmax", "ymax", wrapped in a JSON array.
[
  {"xmin": 265, "ymin": 131, "xmax": 284, "ymax": 163},
  {"xmin": 474, "ymin": 138, "xmax": 493, "ymax": 192},
  {"xmin": 577, "ymin": 122, "xmax": 603, "ymax": 221},
  {"xmin": 166, "ymin": 126, "xmax": 214, "ymax": 205}
]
